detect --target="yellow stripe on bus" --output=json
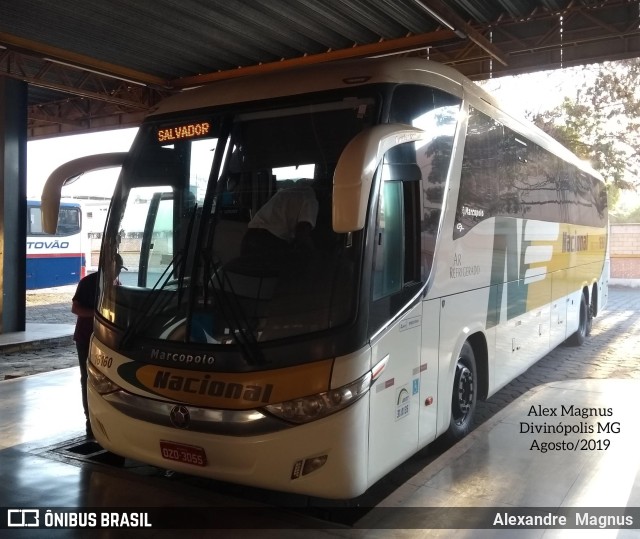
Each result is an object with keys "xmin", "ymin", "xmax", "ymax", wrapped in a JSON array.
[{"xmin": 133, "ymin": 358, "xmax": 334, "ymax": 409}]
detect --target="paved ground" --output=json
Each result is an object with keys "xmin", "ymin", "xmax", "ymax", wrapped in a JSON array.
[
  {"xmin": 476, "ymin": 285, "xmax": 640, "ymax": 425},
  {"xmin": 2, "ymin": 285, "xmax": 79, "ymax": 378},
  {"xmin": 4, "ymin": 284, "xmax": 640, "ymax": 429}
]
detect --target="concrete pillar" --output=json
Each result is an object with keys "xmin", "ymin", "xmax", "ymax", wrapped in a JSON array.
[{"xmin": 0, "ymin": 77, "xmax": 27, "ymax": 333}]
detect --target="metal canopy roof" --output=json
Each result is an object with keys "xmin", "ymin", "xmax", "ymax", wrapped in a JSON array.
[{"xmin": 1, "ymin": 0, "xmax": 638, "ymax": 139}]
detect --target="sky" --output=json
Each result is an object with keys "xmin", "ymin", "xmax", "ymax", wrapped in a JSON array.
[
  {"xmin": 479, "ymin": 65, "xmax": 597, "ymax": 118},
  {"xmin": 27, "ymin": 127, "xmax": 138, "ymax": 199}
]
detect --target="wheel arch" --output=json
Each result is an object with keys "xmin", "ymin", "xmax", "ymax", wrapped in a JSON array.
[
  {"xmin": 590, "ymin": 282, "xmax": 599, "ymax": 318},
  {"xmin": 467, "ymin": 331, "xmax": 489, "ymax": 401}
]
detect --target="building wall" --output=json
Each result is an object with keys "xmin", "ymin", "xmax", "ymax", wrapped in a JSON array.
[{"xmin": 610, "ymin": 224, "xmax": 640, "ymax": 279}]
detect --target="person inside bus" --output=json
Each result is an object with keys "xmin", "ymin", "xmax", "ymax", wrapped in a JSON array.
[
  {"xmin": 72, "ymin": 254, "xmax": 125, "ymax": 437},
  {"xmin": 240, "ymin": 182, "xmax": 319, "ymax": 265},
  {"xmin": 113, "ymin": 253, "xmax": 127, "ymax": 285}
]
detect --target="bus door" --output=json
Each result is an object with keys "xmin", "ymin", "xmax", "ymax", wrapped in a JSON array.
[
  {"xmin": 332, "ymin": 101, "xmax": 458, "ymax": 479},
  {"xmin": 367, "ymin": 152, "xmax": 425, "ymax": 479}
]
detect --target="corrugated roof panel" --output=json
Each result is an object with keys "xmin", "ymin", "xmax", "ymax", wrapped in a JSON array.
[
  {"xmin": 376, "ymin": 0, "xmax": 442, "ymax": 34},
  {"xmin": 1, "ymin": 0, "xmax": 623, "ymax": 77},
  {"xmin": 1, "ymin": 0, "xmax": 636, "ymax": 138},
  {"xmin": 323, "ymin": 0, "xmax": 418, "ymax": 39},
  {"xmin": 3, "ymin": 0, "xmax": 454, "ymax": 77}
]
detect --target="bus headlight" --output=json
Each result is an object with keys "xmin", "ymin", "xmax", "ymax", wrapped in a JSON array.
[
  {"xmin": 87, "ymin": 362, "xmax": 121, "ymax": 395},
  {"xmin": 264, "ymin": 372, "xmax": 371, "ymax": 424}
]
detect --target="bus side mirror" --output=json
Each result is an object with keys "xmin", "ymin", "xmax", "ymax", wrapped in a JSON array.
[
  {"xmin": 41, "ymin": 152, "xmax": 127, "ymax": 233},
  {"xmin": 332, "ymin": 124, "xmax": 426, "ymax": 233}
]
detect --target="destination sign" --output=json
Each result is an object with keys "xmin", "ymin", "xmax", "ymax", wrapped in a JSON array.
[{"xmin": 157, "ymin": 121, "xmax": 211, "ymax": 142}]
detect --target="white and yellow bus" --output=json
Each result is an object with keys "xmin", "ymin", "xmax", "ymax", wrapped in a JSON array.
[{"xmin": 42, "ymin": 57, "xmax": 608, "ymax": 499}]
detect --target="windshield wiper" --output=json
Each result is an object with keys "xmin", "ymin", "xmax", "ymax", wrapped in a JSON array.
[
  {"xmin": 119, "ymin": 204, "xmax": 198, "ymax": 348},
  {"xmin": 200, "ymin": 251, "xmax": 265, "ymax": 365},
  {"xmin": 119, "ymin": 250, "xmax": 187, "ymax": 348}
]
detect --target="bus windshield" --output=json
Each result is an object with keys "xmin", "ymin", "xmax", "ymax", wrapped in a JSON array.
[{"xmin": 99, "ymin": 93, "xmax": 378, "ymax": 347}]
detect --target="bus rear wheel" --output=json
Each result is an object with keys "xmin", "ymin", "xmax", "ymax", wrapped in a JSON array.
[
  {"xmin": 567, "ymin": 293, "xmax": 591, "ymax": 347},
  {"xmin": 445, "ymin": 342, "xmax": 477, "ymax": 443}
]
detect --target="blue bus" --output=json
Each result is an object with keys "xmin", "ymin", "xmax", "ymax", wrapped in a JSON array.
[{"xmin": 26, "ymin": 199, "xmax": 85, "ymax": 289}]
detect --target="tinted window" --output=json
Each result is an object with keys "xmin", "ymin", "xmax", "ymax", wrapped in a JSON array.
[
  {"xmin": 456, "ymin": 107, "xmax": 606, "ymax": 238},
  {"xmin": 372, "ymin": 178, "xmax": 405, "ymax": 301},
  {"xmin": 28, "ymin": 205, "xmax": 81, "ymax": 236}
]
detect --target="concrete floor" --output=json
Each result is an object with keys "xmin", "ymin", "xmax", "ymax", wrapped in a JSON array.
[{"xmin": 2, "ymin": 369, "xmax": 639, "ymax": 537}]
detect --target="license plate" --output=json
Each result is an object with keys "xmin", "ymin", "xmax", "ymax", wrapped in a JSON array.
[{"xmin": 160, "ymin": 440, "xmax": 207, "ymax": 467}]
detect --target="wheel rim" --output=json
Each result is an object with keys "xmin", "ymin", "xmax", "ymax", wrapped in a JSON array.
[{"xmin": 453, "ymin": 362, "xmax": 474, "ymax": 425}]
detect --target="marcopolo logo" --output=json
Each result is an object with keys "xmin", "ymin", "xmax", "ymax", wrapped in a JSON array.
[
  {"xmin": 150, "ymin": 348, "xmax": 215, "ymax": 366},
  {"xmin": 461, "ymin": 205, "xmax": 485, "ymax": 218}
]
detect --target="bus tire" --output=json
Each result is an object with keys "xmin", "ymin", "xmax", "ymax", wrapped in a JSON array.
[
  {"xmin": 567, "ymin": 293, "xmax": 590, "ymax": 347},
  {"xmin": 586, "ymin": 294, "xmax": 594, "ymax": 336},
  {"xmin": 445, "ymin": 342, "xmax": 477, "ymax": 443}
]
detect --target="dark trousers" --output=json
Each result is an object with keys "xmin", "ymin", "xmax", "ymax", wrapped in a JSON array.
[
  {"xmin": 241, "ymin": 228, "xmax": 289, "ymax": 257},
  {"xmin": 75, "ymin": 341, "xmax": 90, "ymax": 420},
  {"xmin": 239, "ymin": 228, "xmax": 310, "ymax": 276}
]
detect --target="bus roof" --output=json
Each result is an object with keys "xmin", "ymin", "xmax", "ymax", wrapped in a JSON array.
[
  {"xmin": 148, "ymin": 56, "xmax": 603, "ymax": 183},
  {"xmin": 149, "ymin": 57, "xmax": 468, "ymax": 116},
  {"xmin": 27, "ymin": 199, "xmax": 81, "ymax": 208}
]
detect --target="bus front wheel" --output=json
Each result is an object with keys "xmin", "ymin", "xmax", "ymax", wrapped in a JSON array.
[{"xmin": 445, "ymin": 342, "xmax": 477, "ymax": 443}]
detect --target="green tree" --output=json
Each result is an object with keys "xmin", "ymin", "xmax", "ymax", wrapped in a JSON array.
[{"xmin": 530, "ymin": 59, "xmax": 640, "ymax": 208}]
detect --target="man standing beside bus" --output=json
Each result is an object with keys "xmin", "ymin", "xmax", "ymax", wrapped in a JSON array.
[{"xmin": 72, "ymin": 254, "xmax": 126, "ymax": 437}]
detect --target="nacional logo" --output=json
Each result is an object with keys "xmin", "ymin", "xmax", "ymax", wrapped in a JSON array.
[
  {"xmin": 118, "ymin": 362, "xmax": 277, "ymax": 409},
  {"xmin": 152, "ymin": 370, "xmax": 274, "ymax": 403},
  {"xmin": 117, "ymin": 357, "xmax": 334, "ymax": 410}
]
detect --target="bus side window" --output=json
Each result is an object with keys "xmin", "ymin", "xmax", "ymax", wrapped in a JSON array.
[
  {"xmin": 29, "ymin": 207, "xmax": 43, "ymax": 235},
  {"xmin": 57, "ymin": 207, "xmax": 81, "ymax": 235},
  {"xmin": 372, "ymin": 177, "xmax": 404, "ymax": 300}
]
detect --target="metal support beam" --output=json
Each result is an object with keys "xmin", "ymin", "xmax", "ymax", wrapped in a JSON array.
[
  {"xmin": 0, "ymin": 76, "xmax": 27, "ymax": 333},
  {"xmin": 413, "ymin": 0, "xmax": 509, "ymax": 66},
  {"xmin": 425, "ymin": 0, "xmax": 640, "ymax": 79},
  {"xmin": 171, "ymin": 29, "xmax": 456, "ymax": 88},
  {"xmin": 0, "ymin": 32, "xmax": 168, "ymax": 89},
  {"xmin": 0, "ymin": 46, "xmax": 172, "ymax": 139}
]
